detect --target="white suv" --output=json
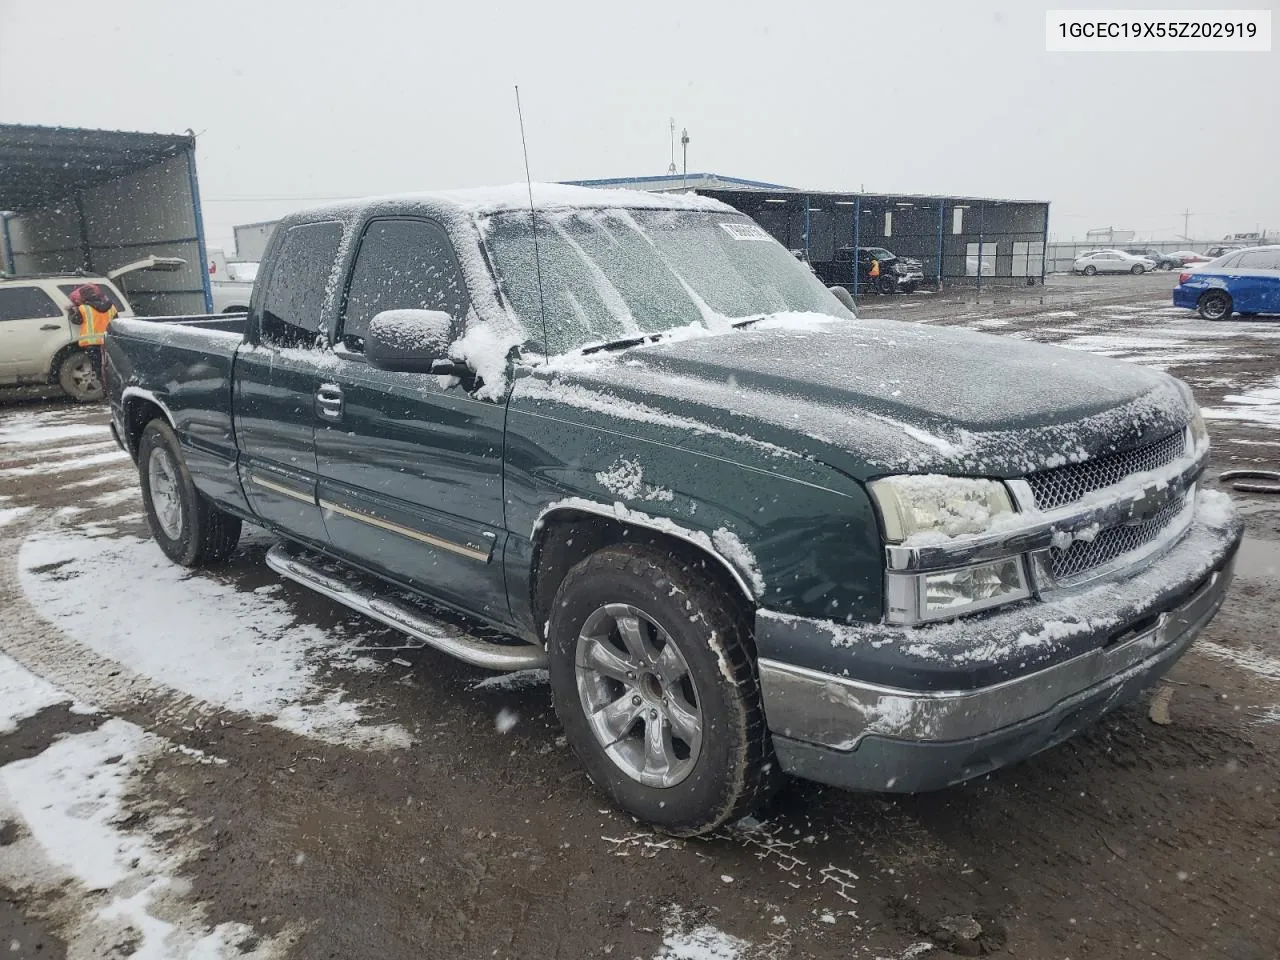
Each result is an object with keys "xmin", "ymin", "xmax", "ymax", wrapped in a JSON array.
[{"xmin": 0, "ymin": 257, "xmax": 182, "ymax": 401}]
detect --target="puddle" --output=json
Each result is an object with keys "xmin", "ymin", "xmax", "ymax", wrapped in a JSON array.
[{"xmin": 1236, "ymin": 538, "xmax": 1280, "ymax": 582}]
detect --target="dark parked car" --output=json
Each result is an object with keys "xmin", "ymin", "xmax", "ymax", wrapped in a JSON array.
[
  {"xmin": 1124, "ymin": 248, "xmax": 1182, "ymax": 270},
  {"xmin": 104, "ymin": 185, "xmax": 1241, "ymax": 835},
  {"xmin": 1174, "ymin": 244, "xmax": 1280, "ymax": 320},
  {"xmin": 817, "ymin": 246, "xmax": 924, "ymax": 294}
]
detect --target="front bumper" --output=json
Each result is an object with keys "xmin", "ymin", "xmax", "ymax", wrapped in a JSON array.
[{"xmin": 756, "ymin": 499, "xmax": 1241, "ymax": 793}]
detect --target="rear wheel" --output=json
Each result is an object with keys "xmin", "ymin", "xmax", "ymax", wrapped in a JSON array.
[
  {"xmin": 1197, "ymin": 290, "xmax": 1232, "ymax": 321},
  {"xmin": 548, "ymin": 544, "xmax": 776, "ymax": 836},
  {"xmin": 1083, "ymin": 265, "xmax": 1097, "ymax": 276},
  {"xmin": 138, "ymin": 419, "xmax": 242, "ymax": 567},
  {"xmin": 57, "ymin": 350, "xmax": 103, "ymax": 402}
]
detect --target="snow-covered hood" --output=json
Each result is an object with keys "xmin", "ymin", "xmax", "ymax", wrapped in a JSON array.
[{"xmin": 513, "ymin": 315, "xmax": 1193, "ymax": 480}]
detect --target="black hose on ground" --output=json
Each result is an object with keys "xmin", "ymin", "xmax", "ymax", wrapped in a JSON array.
[{"xmin": 1218, "ymin": 470, "xmax": 1280, "ymax": 495}]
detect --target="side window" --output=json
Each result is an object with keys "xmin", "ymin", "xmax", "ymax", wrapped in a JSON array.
[
  {"xmin": 340, "ymin": 219, "xmax": 470, "ymax": 351},
  {"xmin": 259, "ymin": 221, "xmax": 343, "ymax": 348},
  {"xmin": 0, "ymin": 286, "xmax": 61, "ymax": 322},
  {"xmin": 1217, "ymin": 253, "xmax": 1243, "ymax": 269},
  {"xmin": 1235, "ymin": 250, "xmax": 1279, "ymax": 270}
]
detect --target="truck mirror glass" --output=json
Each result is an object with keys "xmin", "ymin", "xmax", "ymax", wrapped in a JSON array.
[{"xmin": 366, "ymin": 309, "xmax": 456, "ymax": 373}]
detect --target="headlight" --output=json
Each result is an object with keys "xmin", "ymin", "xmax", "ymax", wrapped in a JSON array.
[
  {"xmin": 1188, "ymin": 405, "xmax": 1208, "ymax": 455},
  {"xmin": 870, "ymin": 475, "xmax": 1014, "ymax": 544},
  {"xmin": 872, "ymin": 476, "xmax": 1031, "ymax": 624}
]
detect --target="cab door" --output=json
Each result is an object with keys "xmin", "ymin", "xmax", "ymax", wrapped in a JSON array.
[
  {"xmin": 313, "ymin": 217, "xmax": 511, "ymax": 625},
  {"xmin": 0, "ymin": 284, "xmax": 71, "ymax": 380},
  {"xmin": 233, "ymin": 221, "xmax": 344, "ymax": 549},
  {"xmin": 1225, "ymin": 249, "xmax": 1280, "ymax": 314}
]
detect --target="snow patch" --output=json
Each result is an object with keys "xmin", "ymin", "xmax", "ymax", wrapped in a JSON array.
[
  {"xmin": 595, "ymin": 457, "xmax": 675, "ymax": 502},
  {"xmin": 18, "ymin": 529, "xmax": 411, "ymax": 750},
  {"xmin": 0, "ymin": 719, "xmax": 284, "ymax": 958},
  {"xmin": 0, "ymin": 652, "xmax": 69, "ymax": 733}
]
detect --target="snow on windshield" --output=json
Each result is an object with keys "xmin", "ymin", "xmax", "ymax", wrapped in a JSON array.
[{"xmin": 481, "ymin": 208, "xmax": 848, "ymax": 354}]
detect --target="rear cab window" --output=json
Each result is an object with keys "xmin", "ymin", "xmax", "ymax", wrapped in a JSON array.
[
  {"xmin": 258, "ymin": 221, "xmax": 344, "ymax": 347},
  {"xmin": 0, "ymin": 285, "xmax": 62, "ymax": 321}
]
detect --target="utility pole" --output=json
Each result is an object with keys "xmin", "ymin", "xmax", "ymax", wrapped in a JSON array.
[
  {"xmin": 1183, "ymin": 208, "xmax": 1191, "ymax": 240},
  {"xmin": 681, "ymin": 128, "xmax": 689, "ymax": 189}
]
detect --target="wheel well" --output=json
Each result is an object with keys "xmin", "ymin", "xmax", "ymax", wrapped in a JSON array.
[
  {"xmin": 46, "ymin": 343, "xmax": 82, "ymax": 382},
  {"xmin": 530, "ymin": 509, "xmax": 756, "ymax": 642},
  {"xmin": 121, "ymin": 397, "xmax": 170, "ymax": 457}
]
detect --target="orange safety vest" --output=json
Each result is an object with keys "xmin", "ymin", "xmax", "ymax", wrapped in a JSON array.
[
  {"xmin": 76, "ymin": 304, "xmax": 117, "ymax": 347},
  {"xmin": 869, "ymin": 259, "xmax": 880, "ymax": 278}
]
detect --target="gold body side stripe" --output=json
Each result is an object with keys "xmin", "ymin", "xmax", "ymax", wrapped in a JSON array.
[
  {"xmin": 251, "ymin": 474, "xmax": 315, "ymax": 504},
  {"xmin": 318, "ymin": 499, "xmax": 490, "ymax": 563}
]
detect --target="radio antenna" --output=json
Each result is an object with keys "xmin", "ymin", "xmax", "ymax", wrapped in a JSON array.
[{"xmin": 514, "ymin": 85, "xmax": 549, "ymax": 359}]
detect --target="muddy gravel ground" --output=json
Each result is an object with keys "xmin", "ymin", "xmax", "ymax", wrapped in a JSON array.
[{"xmin": 1, "ymin": 273, "xmax": 1278, "ymax": 960}]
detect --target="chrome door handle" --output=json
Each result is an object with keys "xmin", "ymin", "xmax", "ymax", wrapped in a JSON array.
[
  {"xmin": 315, "ymin": 383, "xmax": 344, "ymax": 421},
  {"xmin": 41, "ymin": 323, "xmax": 62, "ymax": 330}
]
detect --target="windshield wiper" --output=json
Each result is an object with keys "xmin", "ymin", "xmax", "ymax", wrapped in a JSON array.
[{"xmin": 580, "ymin": 333, "xmax": 659, "ymax": 355}]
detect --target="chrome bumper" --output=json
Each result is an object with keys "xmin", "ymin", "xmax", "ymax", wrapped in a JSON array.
[{"xmin": 759, "ymin": 545, "xmax": 1235, "ymax": 753}]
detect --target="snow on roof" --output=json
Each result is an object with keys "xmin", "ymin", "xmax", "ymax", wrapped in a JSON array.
[{"xmin": 299, "ymin": 182, "xmax": 734, "ymax": 223}]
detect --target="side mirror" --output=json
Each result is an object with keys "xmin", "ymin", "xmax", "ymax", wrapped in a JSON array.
[
  {"xmin": 828, "ymin": 285, "xmax": 855, "ymax": 311},
  {"xmin": 366, "ymin": 309, "xmax": 463, "ymax": 374}
]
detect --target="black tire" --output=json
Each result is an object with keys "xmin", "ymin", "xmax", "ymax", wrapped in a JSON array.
[
  {"xmin": 138, "ymin": 419, "xmax": 242, "ymax": 567},
  {"xmin": 1131, "ymin": 264, "xmax": 1145, "ymax": 275},
  {"xmin": 57, "ymin": 349, "xmax": 103, "ymax": 402},
  {"xmin": 1083, "ymin": 265, "xmax": 1097, "ymax": 276},
  {"xmin": 876, "ymin": 275, "xmax": 897, "ymax": 295},
  {"xmin": 548, "ymin": 544, "xmax": 776, "ymax": 836},
  {"xmin": 1197, "ymin": 290, "xmax": 1232, "ymax": 321}
]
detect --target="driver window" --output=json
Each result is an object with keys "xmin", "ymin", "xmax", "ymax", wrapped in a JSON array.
[{"xmin": 340, "ymin": 218, "xmax": 470, "ymax": 351}]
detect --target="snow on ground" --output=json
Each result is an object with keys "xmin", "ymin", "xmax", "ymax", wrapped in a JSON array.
[
  {"xmin": 1203, "ymin": 376, "xmax": 1280, "ymax": 428},
  {"xmin": 18, "ymin": 527, "xmax": 412, "ymax": 750},
  {"xmin": 0, "ymin": 505, "xmax": 32, "ymax": 527},
  {"xmin": 0, "ymin": 411, "xmax": 109, "ymax": 446},
  {"xmin": 656, "ymin": 906, "xmax": 752, "ymax": 959},
  {"xmin": 0, "ymin": 716, "xmax": 286, "ymax": 958},
  {"xmin": 468, "ymin": 668, "xmax": 549, "ymax": 692},
  {"xmin": 0, "ymin": 651, "xmax": 71, "ymax": 733}
]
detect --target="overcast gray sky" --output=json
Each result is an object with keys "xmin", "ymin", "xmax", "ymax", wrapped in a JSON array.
[{"xmin": 2, "ymin": 0, "xmax": 1276, "ymax": 251}]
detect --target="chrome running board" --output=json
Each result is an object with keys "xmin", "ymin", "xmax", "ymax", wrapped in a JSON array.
[{"xmin": 265, "ymin": 543, "xmax": 547, "ymax": 671}]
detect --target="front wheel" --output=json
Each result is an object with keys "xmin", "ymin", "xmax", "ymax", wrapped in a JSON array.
[
  {"xmin": 1083, "ymin": 265, "xmax": 1097, "ymax": 276},
  {"xmin": 138, "ymin": 419, "xmax": 242, "ymax": 567},
  {"xmin": 548, "ymin": 544, "xmax": 776, "ymax": 836},
  {"xmin": 876, "ymin": 275, "xmax": 897, "ymax": 294},
  {"xmin": 1197, "ymin": 290, "xmax": 1232, "ymax": 321},
  {"xmin": 1131, "ymin": 264, "xmax": 1146, "ymax": 275},
  {"xmin": 57, "ymin": 349, "xmax": 103, "ymax": 402}
]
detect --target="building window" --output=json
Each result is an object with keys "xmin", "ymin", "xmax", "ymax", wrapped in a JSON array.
[
  {"xmin": 952, "ymin": 207, "xmax": 964, "ymax": 234},
  {"xmin": 965, "ymin": 241, "xmax": 998, "ymax": 277},
  {"xmin": 1011, "ymin": 241, "xmax": 1045, "ymax": 277},
  {"xmin": 884, "ymin": 211, "xmax": 893, "ymax": 238}
]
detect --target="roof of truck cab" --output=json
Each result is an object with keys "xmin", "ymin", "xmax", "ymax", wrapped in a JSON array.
[{"xmin": 286, "ymin": 182, "xmax": 736, "ymax": 226}]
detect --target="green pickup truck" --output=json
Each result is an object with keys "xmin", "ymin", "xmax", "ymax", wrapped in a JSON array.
[{"xmin": 104, "ymin": 184, "xmax": 1242, "ymax": 835}]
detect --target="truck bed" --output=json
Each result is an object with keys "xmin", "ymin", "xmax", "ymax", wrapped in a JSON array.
[{"xmin": 106, "ymin": 313, "xmax": 249, "ymax": 512}]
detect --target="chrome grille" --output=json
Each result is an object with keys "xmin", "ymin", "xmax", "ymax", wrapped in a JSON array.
[
  {"xmin": 1026, "ymin": 431, "xmax": 1186, "ymax": 510},
  {"xmin": 1047, "ymin": 493, "xmax": 1188, "ymax": 582}
]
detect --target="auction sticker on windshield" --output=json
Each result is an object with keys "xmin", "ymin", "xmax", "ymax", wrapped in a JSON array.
[{"xmin": 719, "ymin": 222, "xmax": 773, "ymax": 241}]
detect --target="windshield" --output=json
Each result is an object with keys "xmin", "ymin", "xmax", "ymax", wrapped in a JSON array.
[{"xmin": 482, "ymin": 208, "xmax": 849, "ymax": 354}]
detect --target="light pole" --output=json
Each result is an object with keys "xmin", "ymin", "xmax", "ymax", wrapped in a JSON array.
[{"xmin": 681, "ymin": 128, "xmax": 689, "ymax": 189}]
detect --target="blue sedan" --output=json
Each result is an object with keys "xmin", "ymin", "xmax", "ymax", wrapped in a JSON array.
[{"xmin": 1173, "ymin": 245, "xmax": 1280, "ymax": 320}]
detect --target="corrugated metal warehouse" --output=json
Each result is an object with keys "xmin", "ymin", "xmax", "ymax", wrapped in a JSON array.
[
  {"xmin": 0, "ymin": 124, "xmax": 212, "ymax": 314},
  {"xmin": 569, "ymin": 174, "xmax": 1051, "ymax": 292}
]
